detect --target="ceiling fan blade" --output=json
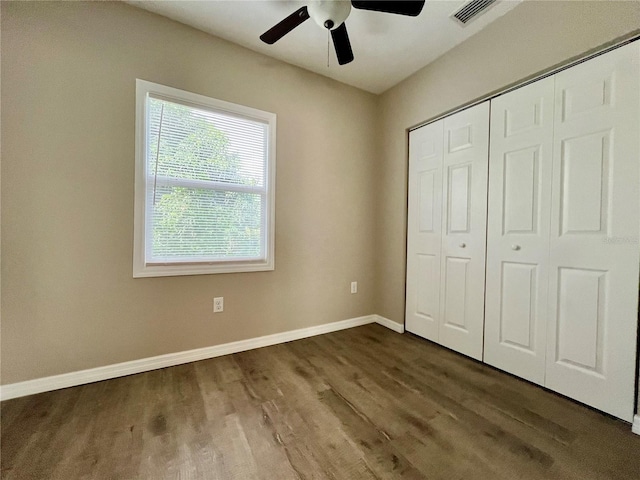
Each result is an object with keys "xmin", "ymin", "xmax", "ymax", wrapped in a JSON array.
[
  {"xmin": 260, "ymin": 6, "xmax": 310, "ymax": 44},
  {"xmin": 331, "ymin": 23, "xmax": 354, "ymax": 66},
  {"xmin": 351, "ymin": 1, "xmax": 425, "ymax": 16}
]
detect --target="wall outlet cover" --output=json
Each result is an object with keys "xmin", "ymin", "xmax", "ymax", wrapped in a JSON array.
[{"xmin": 213, "ymin": 297, "xmax": 224, "ymax": 313}]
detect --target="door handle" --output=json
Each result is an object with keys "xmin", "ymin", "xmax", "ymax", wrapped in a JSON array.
[
  {"xmin": 511, "ymin": 244, "xmax": 521, "ymax": 251},
  {"xmin": 459, "ymin": 243, "xmax": 466, "ymax": 248}
]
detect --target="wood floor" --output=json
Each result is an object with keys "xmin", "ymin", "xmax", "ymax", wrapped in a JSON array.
[{"xmin": 2, "ymin": 324, "xmax": 640, "ymax": 479}]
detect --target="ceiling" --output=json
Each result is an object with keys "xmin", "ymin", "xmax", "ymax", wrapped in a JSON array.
[{"xmin": 126, "ymin": 0, "xmax": 522, "ymax": 94}]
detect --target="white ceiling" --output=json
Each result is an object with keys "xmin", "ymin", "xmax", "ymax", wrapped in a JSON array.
[{"xmin": 126, "ymin": 0, "xmax": 522, "ymax": 94}]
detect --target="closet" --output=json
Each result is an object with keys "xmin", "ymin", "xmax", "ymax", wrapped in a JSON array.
[{"xmin": 405, "ymin": 41, "xmax": 640, "ymax": 421}]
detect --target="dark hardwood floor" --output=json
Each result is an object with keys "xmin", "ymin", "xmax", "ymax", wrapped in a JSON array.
[{"xmin": 2, "ymin": 324, "xmax": 640, "ymax": 479}]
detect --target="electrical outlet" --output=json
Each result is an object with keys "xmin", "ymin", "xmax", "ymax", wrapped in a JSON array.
[
  {"xmin": 213, "ymin": 297, "xmax": 224, "ymax": 313},
  {"xmin": 350, "ymin": 281, "xmax": 358, "ymax": 294}
]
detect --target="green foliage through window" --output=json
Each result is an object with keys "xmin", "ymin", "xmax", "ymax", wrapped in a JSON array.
[{"xmin": 147, "ymin": 98, "xmax": 265, "ymax": 261}]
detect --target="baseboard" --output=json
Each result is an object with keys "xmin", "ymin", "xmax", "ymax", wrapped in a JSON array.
[
  {"xmin": 633, "ymin": 415, "xmax": 640, "ymax": 435},
  {"xmin": 1, "ymin": 313, "xmax": 403, "ymax": 401},
  {"xmin": 373, "ymin": 315, "xmax": 405, "ymax": 333}
]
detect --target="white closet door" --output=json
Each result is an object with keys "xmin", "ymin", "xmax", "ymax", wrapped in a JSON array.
[
  {"xmin": 406, "ymin": 120, "xmax": 444, "ymax": 341},
  {"xmin": 438, "ymin": 102, "xmax": 490, "ymax": 360},
  {"xmin": 484, "ymin": 77, "xmax": 555, "ymax": 384},
  {"xmin": 545, "ymin": 42, "xmax": 640, "ymax": 421}
]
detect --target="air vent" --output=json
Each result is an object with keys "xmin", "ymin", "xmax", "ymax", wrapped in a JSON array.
[{"xmin": 452, "ymin": 0, "xmax": 497, "ymax": 25}]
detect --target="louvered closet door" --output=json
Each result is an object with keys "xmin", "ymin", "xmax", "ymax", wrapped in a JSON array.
[
  {"xmin": 438, "ymin": 102, "xmax": 490, "ymax": 360},
  {"xmin": 545, "ymin": 42, "xmax": 640, "ymax": 421},
  {"xmin": 484, "ymin": 77, "xmax": 555, "ymax": 385},
  {"xmin": 406, "ymin": 120, "xmax": 444, "ymax": 341}
]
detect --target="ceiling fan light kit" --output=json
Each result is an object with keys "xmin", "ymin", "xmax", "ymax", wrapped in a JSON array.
[
  {"xmin": 308, "ymin": 0, "xmax": 352, "ymax": 30},
  {"xmin": 260, "ymin": 0, "xmax": 426, "ymax": 66}
]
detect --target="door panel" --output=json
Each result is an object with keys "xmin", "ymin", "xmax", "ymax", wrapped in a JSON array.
[
  {"xmin": 447, "ymin": 164, "xmax": 471, "ymax": 233},
  {"xmin": 555, "ymin": 267, "xmax": 606, "ymax": 374},
  {"xmin": 442, "ymin": 256, "xmax": 470, "ymax": 331},
  {"xmin": 545, "ymin": 42, "xmax": 640, "ymax": 421},
  {"xmin": 500, "ymin": 262, "xmax": 537, "ymax": 352},
  {"xmin": 503, "ymin": 147, "xmax": 538, "ymax": 234},
  {"xmin": 418, "ymin": 171, "xmax": 436, "ymax": 232},
  {"xmin": 406, "ymin": 121, "xmax": 444, "ymax": 341},
  {"xmin": 439, "ymin": 102, "xmax": 490, "ymax": 360},
  {"xmin": 484, "ymin": 76, "xmax": 555, "ymax": 385},
  {"xmin": 415, "ymin": 254, "xmax": 438, "ymax": 319},
  {"xmin": 448, "ymin": 124, "xmax": 473, "ymax": 152},
  {"xmin": 559, "ymin": 131, "xmax": 610, "ymax": 234}
]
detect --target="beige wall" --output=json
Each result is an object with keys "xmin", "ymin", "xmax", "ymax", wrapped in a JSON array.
[
  {"xmin": 1, "ymin": 1, "xmax": 378, "ymax": 384},
  {"xmin": 374, "ymin": 0, "xmax": 640, "ymax": 412}
]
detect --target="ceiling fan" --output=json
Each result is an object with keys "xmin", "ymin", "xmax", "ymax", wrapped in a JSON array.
[{"xmin": 260, "ymin": 1, "xmax": 426, "ymax": 65}]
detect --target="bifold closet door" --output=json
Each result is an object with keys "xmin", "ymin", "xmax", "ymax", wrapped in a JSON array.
[
  {"xmin": 545, "ymin": 42, "xmax": 640, "ymax": 421},
  {"xmin": 408, "ymin": 41, "xmax": 638, "ymax": 421},
  {"xmin": 438, "ymin": 102, "xmax": 490, "ymax": 360},
  {"xmin": 406, "ymin": 120, "xmax": 444, "ymax": 341},
  {"xmin": 406, "ymin": 101, "xmax": 489, "ymax": 359},
  {"xmin": 484, "ymin": 77, "xmax": 555, "ymax": 385}
]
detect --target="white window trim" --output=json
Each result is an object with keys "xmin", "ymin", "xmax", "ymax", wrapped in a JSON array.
[{"xmin": 133, "ymin": 79, "xmax": 276, "ymax": 278}]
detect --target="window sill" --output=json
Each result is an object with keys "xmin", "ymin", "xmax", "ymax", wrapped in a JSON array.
[{"xmin": 133, "ymin": 259, "xmax": 274, "ymax": 278}]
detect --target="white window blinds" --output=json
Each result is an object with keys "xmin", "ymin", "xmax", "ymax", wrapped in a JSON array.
[{"xmin": 134, "ymin": 80, "xmax": 276, "ymax": 277}]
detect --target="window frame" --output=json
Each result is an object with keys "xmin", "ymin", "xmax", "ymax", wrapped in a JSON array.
[{"xmin": 133, "ymin": 79, "xmax": 276, "ymax": 278}]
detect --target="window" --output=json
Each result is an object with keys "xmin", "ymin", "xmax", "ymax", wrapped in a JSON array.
[{"xmin": 134, "ymin": 80, "xmax": 276, "ymax": 277}]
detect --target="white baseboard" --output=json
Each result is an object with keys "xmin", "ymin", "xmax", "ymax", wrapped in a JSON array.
[
  {"xmin": 373, "ymin": 315, "xmax": 405, "ymax": 333},
  {"xmin": 633, "ymin": 415, "xmax": 640, "ymax": 435},
  {"xmin": 1, "ymin": 313, "xmax": 403, "ymax": 401}
]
